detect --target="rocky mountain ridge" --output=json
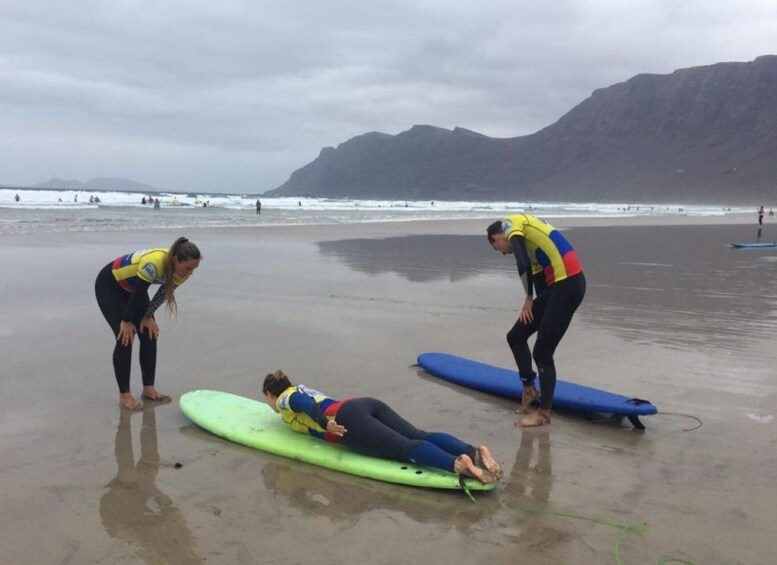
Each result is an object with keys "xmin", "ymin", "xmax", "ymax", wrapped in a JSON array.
[{"xmin": 267, "ymin": 55, "xmax": 777, "ymax": 204}]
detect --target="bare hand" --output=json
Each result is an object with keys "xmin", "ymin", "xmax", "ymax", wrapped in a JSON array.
[
  {"xmin": 326, "ymin": 419, "xmax": 347, "ymax": 437},
  {"xmin": 117, "ymin": 321, "xmax": 136, "ymax": 346},
  {"xmin": 519, "ymin": 296, "xmax": 534, "ymax": 324},
  {"xmin": 139, "ymin": 316, "xmax": 159, "ymax": 340}
]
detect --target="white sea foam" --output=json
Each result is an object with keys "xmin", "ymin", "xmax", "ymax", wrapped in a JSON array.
[{"xmin": 0, "ymin": 187, "xmax": 751, "ymax": 235}]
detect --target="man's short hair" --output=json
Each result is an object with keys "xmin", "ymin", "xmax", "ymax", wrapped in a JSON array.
[{"xmin": 486, "ymin": 220, "xmax": 503, "ymax": 243}]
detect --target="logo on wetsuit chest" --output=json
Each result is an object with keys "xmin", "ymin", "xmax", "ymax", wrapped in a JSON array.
[
  {"xmin": 297, "ymin": 384, "xmax": 325, "ymax": 398},
  {"xmin": 142, "ymin": 263, "xmax": 158, "ymax": 279}
]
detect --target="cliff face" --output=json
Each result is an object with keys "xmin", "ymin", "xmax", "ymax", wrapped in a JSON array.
[{"xmin": 267, "ymin": 56, "xmax": 777, "ymax": 203}]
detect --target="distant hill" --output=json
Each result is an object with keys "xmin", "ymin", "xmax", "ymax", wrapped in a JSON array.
[
  {"xmin": 34, "ymin": 177, "xmax": 163, "ymax": 193},
  {"xmin": 267, "ymin": 55, "xmax": 777, "ymax": 204}
]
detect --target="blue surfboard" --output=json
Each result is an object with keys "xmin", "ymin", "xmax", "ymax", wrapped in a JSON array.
[
  {"xmin": 417, "ymin": 353, "xmax": 657, "ymax": 429},
  {"xmin": 730, "ymin": 242, "xmax": 777, "ymax": 248}
]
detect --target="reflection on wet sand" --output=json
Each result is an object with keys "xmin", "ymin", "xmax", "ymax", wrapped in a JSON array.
[
  {"xmin": 100, "ymin": 407, "xmax": 202, "ymax": 564},
  {"xmin": 504, "ymin": 431, "xmax": 571, "ymax": 549},
  {"xmin": 508, "ymin": 430, "xmax": 553, "ymax": 503},
  {"xmin": 261, "ymin": 458, "xmax": 489, "ymax": 533},
  {"xmin": 318, "ymin": 235, "xmax": 508, "ymax": 282},
  {"xmin": 573, "ymin": 224, "xmax": 777, "ymax": 350},
  {"xmin": 318, "ymin": 225, "xmax": 777, "ymax": 350}
]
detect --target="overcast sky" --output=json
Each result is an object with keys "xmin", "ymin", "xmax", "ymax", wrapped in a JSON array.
[{"xmin": 1, "ymin": 1, "xmax": 776, "ymax": 194}]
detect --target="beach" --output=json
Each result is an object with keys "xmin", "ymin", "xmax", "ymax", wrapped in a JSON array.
[{"xmin": 1, "ymin": 215, "xmax": 776, "ymax": 564}]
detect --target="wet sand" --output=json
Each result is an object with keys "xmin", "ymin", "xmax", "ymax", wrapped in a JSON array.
[{"xmin": 1, "ymin": 215, "xmax": 776, "ymax": 564}]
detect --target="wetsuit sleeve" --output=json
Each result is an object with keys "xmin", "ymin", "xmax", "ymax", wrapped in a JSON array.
[
  {"xmin": 509, "ymin": 235, "xmax": 534, "ymax": 297},
  {"xmin": 144, "ymin": 284, "xmax": 167, "ymax": 318},
  {"xmin": 122, "ymin": 279, "xmax": 151, "ymax": 322},
  {"xmin": 288, "ymin": 391, "xmax": 330, "ymax": 429}
]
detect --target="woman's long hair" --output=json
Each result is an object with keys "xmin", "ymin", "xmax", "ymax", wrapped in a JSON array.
[{"xmin": 163, "ymin": 237, "xmax": 201, "ymax": 317}]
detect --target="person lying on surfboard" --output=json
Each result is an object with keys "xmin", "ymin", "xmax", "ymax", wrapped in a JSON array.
[
  {"xmin": 262, "ymin": 370, "xmax": 502, "ymax": 484},
  {"xmin": 487, "ymin": 215, "xmax": 586, "ymax": 427}
]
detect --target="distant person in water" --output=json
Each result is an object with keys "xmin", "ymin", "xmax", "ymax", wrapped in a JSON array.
[
  {"xmin": 95, "ymin": 237, "xmax": 202, "ymax": 410},
  {"xmin": 262, "ymin": 370, "xmax": 502, "ymax": 483},
  {"xmin": 758, "ymin": 206, "xmax": 765, "ymax": 225},
  {"xmin": 487, "ymin": 215, "xmax": 586, "ymax": 427},
  {"xmin": 256, "ymin": 199, "xmax": 262, "ymax": 214},
  {"xmin": 154, "ymin": 198, "xmax": 160, "ymax": 209},
  {"xmin": 14, "ymin": 193, "xmax": 20, "ymax": 202}
]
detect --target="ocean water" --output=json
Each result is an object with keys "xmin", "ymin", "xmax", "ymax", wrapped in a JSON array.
[{"xmin": 0, "ymin": 187, "xmax": 745, "ymax": 235}]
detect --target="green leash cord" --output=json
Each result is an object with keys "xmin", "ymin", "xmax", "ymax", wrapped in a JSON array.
[
  {"xmin": 518, "ymin": 507, "xmax": 695, "ymax": 565},
  {"xmin": 458, "ymin": 488, "xmax": 695, "ymax": 563},
  {"xmin": 459, "ymin": 476, "xmax": 479, "ymax": 504}
]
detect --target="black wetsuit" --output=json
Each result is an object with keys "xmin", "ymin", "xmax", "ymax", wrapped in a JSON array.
[
  {"xmin": 282, "ymin": 389, "xmax": 476, "ymax": 472},
  {"xmin": 94, "ymin": 264, "xmax": 158, "ymax": 393},
  {"xmin": 506, "ymin": 235, "xmax": 586, "ymax": 409}
]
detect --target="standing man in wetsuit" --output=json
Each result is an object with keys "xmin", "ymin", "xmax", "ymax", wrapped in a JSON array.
[{"xmin": 487, "ymin": 215, "xmax": 586, "ymax": 427}]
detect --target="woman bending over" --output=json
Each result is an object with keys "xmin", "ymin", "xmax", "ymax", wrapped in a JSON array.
[{"xmin": 95, "ymin": 237, "xmax": 201, "ymax": 410}]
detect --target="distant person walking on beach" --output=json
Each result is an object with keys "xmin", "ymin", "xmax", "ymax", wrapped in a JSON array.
[
  {"xmin": 758, "ymin": 206, "xmax": 765, "ymax": 225},
  {"xmin": 256, "ymin": 199, "xmax": 262, "ymax": 214},
  {"xmin": 95, "ymin": 237, "xmax": 201, "ymax": 410},
  {"xmin": 487, "ymin": 215, "xmax": 586, "ymax": 427},
  {"xmin": 262, "ymin": 370, "xmax": 502, "ymax": 483}
]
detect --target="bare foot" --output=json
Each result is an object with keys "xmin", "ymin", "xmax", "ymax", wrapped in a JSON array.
[
  {"xmin": 454, "ymin": 454, "xmax": 498, "ymax": 484},
  {"xmin": 141, "ymin": 387, "xmax": 172, "ymax": 404},
  {"xmin": 516, "ymin": 409, "xmax": 551, "ymax": 427},
  {"xmin": 515, "ymin": 384, "xmax": 540, "ymax": 414},
  {"xmin": 474, "ymin": 445, "xmax": 503, "ymax": 479},
  {"xmin": 119, "ymin": 393, "xmax": 144, "ymax": 411}
]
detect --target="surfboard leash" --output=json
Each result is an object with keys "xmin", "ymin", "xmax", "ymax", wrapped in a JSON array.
[
  {"xmin": 458, "ymin": 475, "xmax": 479, "ymax": 504},
  {"xmin": 517, "ymin": 506, "xmax": 696, "ymax": 564},
  {"xmin": 656, "ymin": 412, "xmax": 703, "ymax": 432}
]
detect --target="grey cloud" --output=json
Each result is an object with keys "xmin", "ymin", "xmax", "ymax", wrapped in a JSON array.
[{"xmin": 1, "ymin": 0, "xmax": 775, "ymax": 192}]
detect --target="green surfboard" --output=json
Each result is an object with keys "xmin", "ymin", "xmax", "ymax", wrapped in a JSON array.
[{"xmin": 180, "ymin": 390, "xmax": 495, "ymax": 491}]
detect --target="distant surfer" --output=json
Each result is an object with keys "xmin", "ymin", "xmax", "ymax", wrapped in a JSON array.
[
  {"xmin": 262, "ymin": 370, "xmax": 502, "ymax": 483},
  {"xmin": 487, "ymin": 215, "xmax": 586, "ymax": 427},
  {"xmin": 256, "ymin": 199, "xmax": 262, "ymax": 214},
  {"xmin": 95, "ymin": 237, "xmax": 202, "ymax": 410},
  {"xmin": 758, "ymin": 205, "xmax": 765, "ymax": 225},
  {"xmin": 14, "ymin": 193, "xmax": 20, "ymax": 202}
]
